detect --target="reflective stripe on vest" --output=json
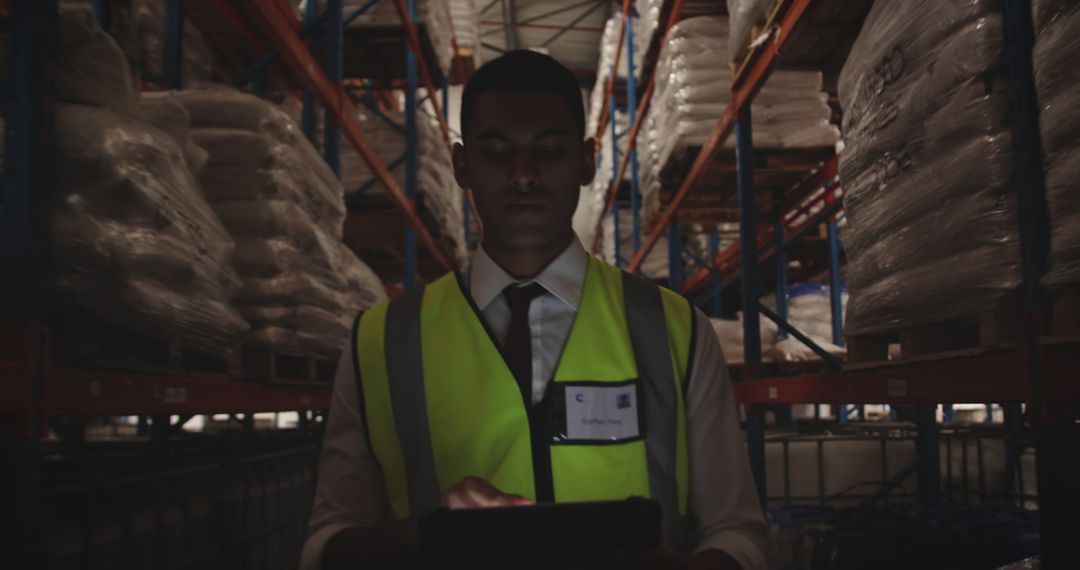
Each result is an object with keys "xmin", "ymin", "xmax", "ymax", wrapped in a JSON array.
[{"xmin": 355, "ymin": 257, "xmax": 693, "ymax": 548}]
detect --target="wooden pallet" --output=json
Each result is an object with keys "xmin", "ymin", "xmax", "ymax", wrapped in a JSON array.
[
  {"xmin": 845, "ymin": 295, "xmax": 1023, "ymax": 366},
  {"xmin": 242, "ymin": 346, "xmax": 338, "ymax": 385},
  {"xmin": 51, "ymin": 310, "xmax": 241, "ymax": 379}
]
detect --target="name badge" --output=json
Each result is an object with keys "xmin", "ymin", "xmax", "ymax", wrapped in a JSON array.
[{"xmin": 564, "ymin": 384, "xmax": 640, "ymax": 441}]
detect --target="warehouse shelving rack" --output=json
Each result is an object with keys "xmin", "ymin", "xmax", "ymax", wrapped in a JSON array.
[
  {"xmin": 590, "ymin": 0, "xmax": 1079, "ymax": 566},
  {"xmin": 0, "ymin": 1, "xmax": 470, "ymax": 566}
]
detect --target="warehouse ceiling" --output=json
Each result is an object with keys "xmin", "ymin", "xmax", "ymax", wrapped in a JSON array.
[{"xmin": 476, "ymin": 0, "xmax": 614, "ymax": 85}]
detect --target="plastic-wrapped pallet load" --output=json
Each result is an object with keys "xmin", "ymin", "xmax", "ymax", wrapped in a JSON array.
[
  {"xmin": 176, "ymin": 88, "xmax": 387, "ymax": 357},
  {"xmin": 1034, "ymin": 0, "xmax": 1080, "ymax": 290},
  {"xmin": 61, "ymin": 0, "xmax": 215, "ymax": 88},
  {"xmin": 585, "ymin": 15, "xmax": 646, "ymax": 137},
  {"xmin": 301, "ymin": 0, "xmax": 455, "ymax": 77},
  {"xmin": 335, "ymin": 105, "xmax": 468, "ymax": 267},
  {"xmin": 48, "ymin": 13, "xmax": 248, "ymax": 352},
  {"xmin": 450, "ymin": 0, "xmax": 481, "ymax": 67},
  {"xmin": 641, "ymin": 15, "xmax": 838, "ymax": 223},
  {"xmin": 837, "ymin": 0, "xmax": 1020, "ymax": 337}
]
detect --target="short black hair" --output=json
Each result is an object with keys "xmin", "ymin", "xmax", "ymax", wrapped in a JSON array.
[{"xmin": 460, "ymin": 49, "xmax": 585, "ymax": 141}]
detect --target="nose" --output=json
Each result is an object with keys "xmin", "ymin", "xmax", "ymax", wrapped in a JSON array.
[{"xmin": 509, "ymin": 149, "xmax": 540, "ymax": 192}]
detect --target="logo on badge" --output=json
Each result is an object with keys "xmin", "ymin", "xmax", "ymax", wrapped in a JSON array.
[
  {"xmin": 575, "ymin": 392, "xmax": 585, "ymax": 403},
  {"xmin": 616, "ymin": 392, "xmax": 632, "ymax": 409}
]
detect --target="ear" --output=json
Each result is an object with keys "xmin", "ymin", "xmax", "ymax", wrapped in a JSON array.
[
  {"xmin": 453, "ymin": 142, "xmax": 470, "ymax": 191},
  {"xmin": 581, "ymin": 137, "xmax": 597, "ymax": 186}
]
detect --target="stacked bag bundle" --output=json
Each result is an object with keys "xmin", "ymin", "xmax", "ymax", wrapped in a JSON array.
[
  {"xmin": 300, "ymin": 0, "xmax": 455, "ymax": 77},
  {"xmin": 49, "ymin": 13, "xmax": 248, "ymax": 351},
  {"xmin": 175, "ymin": 88, "xmax": 387, "ymax": 358},
  {"xmin": 710, "ymin": 285, "xmax": 847, "ymax": 364},
  {"xmin": 1034, "ymin": 0, "xmax": 1080, "ymax": 292},
  {"xmin": 62, "ymin": 0, "xmax": 215, "ymax": 88},
  {"xmin": 450, "ymin": 0, "xmax": 482, "ymax": 68},
  {"xmin": 837, "ymin": 0, "xmax": 1019, "ymax": 337},
  {"xmin": 641, "ymin": 16, "xmax": 839, "ymax": 223},
  {"xmin": 335, "ymin": 104, "xmax": 468, "ymax": 267},
  {"xmin": 585, "ymin": 15, "xmax": 645, "ymax": 137}
]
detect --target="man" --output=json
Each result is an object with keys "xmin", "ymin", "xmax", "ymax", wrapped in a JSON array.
[{"xmin": 301, "ymin": 50, "xmax": 766, "ymax": 570}]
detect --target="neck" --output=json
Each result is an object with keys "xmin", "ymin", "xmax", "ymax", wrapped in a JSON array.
[{"xmin": 482, "ymin": 233, "xmax": 575, "ymax": 280}]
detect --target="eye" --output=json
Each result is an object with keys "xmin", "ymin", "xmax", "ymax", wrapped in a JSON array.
[
  {"xmin": 537, "ymin": 143, "xmax": 565, "ymax": 157},
  {"xmin": 481, "ymin": 142, "xmax": 511, "ymax": 160}
]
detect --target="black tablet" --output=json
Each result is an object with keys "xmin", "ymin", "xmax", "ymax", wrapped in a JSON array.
[{"xmin": 419, "ymin": 497, "xmax": 662, "ymax": 568}]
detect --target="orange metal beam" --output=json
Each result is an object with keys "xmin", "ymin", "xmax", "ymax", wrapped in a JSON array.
[
  {"xmin": 390, "ymin": 0, "xmax": 453, "ymax": 148},
  {"xmin": 628, "ymin": 0, "xmax": 815, "ymax": 274},
  {"xmin": 246, "ymin": 0, "xmax": 454, "ymax": 272}
]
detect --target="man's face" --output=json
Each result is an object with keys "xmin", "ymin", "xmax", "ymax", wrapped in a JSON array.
[{"xmin": 454, "ymin": 89, "xmax": 596, "ymax": 250}]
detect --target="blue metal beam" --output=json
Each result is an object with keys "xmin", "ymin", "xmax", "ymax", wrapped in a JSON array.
[
  {"xmin": 773, "ymin": 189, "xmax": 789, "ymax": 339},
  {"xmin": 404, "ymin": 0, "xmax": 418, "ymax": 290},
  {"xmin": 0, "ymin": 3, "xmax": 57, "ymax": 566},
  {"xmin": 163, "ymin": 0, "xmax": 184, "ymax": 89},
  {"xmin": 324, "ymin": 0, "xmax": 344, "ymax": 177},
  {"xmin": 826, "ymin": 218, "xmax": 844, "ymax": 347},
  {"xmin": 667, "ymin": 222, "xmax": 683, "ymax": 291},
  {"xmin": 625, "ymin": 14, "xmax": 641, "ymax": 259},
  {"xmin": 708, "ymin": 234, "xmax": 722, "ymax": 317},
  {"xmin": 91, "ymin": 0, "xmax": 110, "ymax": 31},
  {"xmin": 609, "ymin": 89, "xmax": 621, "ymax": 268}
]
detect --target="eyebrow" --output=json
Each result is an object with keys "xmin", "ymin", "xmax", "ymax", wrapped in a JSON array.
[{"xmin": 475, "ymin": 128, "xmax": 570, "ymax": 141}]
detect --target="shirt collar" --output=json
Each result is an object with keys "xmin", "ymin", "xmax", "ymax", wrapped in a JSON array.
[{"xmin": 469, "ymin": 237, "xmax": 589, "ymax": 312}]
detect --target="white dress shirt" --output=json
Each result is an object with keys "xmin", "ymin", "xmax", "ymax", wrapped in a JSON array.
[{"xmin": 301, "ymin": 238, "xmax": 767, "ymax": 570}]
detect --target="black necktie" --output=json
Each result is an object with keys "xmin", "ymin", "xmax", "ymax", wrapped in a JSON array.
[{"xmin": 502, "ymin": 283, "xmax": 547, "ymax": 406}]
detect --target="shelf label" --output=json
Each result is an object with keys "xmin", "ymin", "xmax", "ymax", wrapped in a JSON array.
[
  {"xmin": 887, "ymin": 378, "xmax": 908, "ymax": 398},
  {"xmin": 768, "ymin": 387, "xmax": 778, "ymax": 400},
  {"xmin": 163, "ymin": 386, "xmax": 188, "ymax": 404}
]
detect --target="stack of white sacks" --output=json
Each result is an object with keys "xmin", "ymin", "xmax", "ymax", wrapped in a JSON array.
[
  {"xmin": 585, "ymin": 16, "xmax": 645, "ymax": 138},
  {"xmin": 641, "ymin": 16, "xmax": 839, "ymax": 224},
  {"xmin": 301, "ymin": 0, "xmax": 455, "ymax": 77},
  {"xmin": 48, "ymin": 12, "xmax": 248, "ymax": 351},
  {"xmin": 837, "ymin": 0, "xmax": 1020, "ymax": 337},
  {"xmin": 711, "ymin": 285, "xmax": 847, "ymax": 364},
  {"xmin": 449, "ymin": 0, "xmax": 481, "ymax": 68},
  {"xmin": 336, "ymin": 104, "xmax": 468, "ymax": 267},
  {"xmin": 1034, "ymin": 0, "xmax": 1080, "ymax": 291},
  {"xmin": 176, "ymin": 88, "xmax": 387, "ymax": 358}
]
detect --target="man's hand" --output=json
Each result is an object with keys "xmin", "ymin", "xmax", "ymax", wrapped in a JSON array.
[{"xmin": 439, "ymin": 476, "xmax": 535, "ymax": 509}]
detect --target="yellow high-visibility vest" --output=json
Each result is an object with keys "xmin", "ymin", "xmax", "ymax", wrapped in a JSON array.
[{"xmin": 354, "ymin": 256, "xmax": 694, "ymax": 547}]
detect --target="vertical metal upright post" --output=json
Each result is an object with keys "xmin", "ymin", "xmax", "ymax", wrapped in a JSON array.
[
  {"xmin": 736, "ymin": 109, "xmax": 765, "ymax": 506},
  {"xmin": 999, "ymin": 0, "xmax": 1075, "ymax": 564},
  {"xmin": 324, "ymin": 0, "xmax": 343, "ymax": 178},
  {"xmin": 609, "ymin": 89, "xmax": 621, "ymax": 268},
  {"xmin": 625, "ymin": 14, "xmax": 642, "ymax": 259},
  {"xmin": 1, "ymin": 2, "xmax": 57, "ymax": 566},
  {"xmin": 91, "ymin": 0, "xmax": 110, "ymax": 31},
  {"xmin": 163, "ymin": 0, "xmax": 184, "ymax": 89},
  {"xmin": 404, "ymin": 0, "xmax": 419, "ymax": 290},
  {"xmin": 826, "ymin": 217, "xmax": 844, "ymax": 347},
  {"xmin": 708, "ymin": 234, "xmax": 722, "ymax": 317},
  {"xmin": 667, "ymin": 222, "xmax": 683, "ymax": 290},
  {"xmin": 914, "ymin": 405, "xmax": 941, "ymax": 504},
  {"xmin": 301, "ymin": 0, "xmax": 319, "ymax": 141},
  {"xmin": 773, "ymin": 188, "xmax": 788, "ymax": 338}
]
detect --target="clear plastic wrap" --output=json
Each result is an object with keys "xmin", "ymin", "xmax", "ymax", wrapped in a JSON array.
[
  {"xmin": 55, "ymin": 8, "xmax": 139, "ymax": 116},
  {"xmin": 640, "ymin": 15, "xmax": 838, "ymax": 223},
  {"xmin": 837, "ymin": 0, "xmax": 1020, "ymax": 336},
  {"xmin": 178, "ymin": 88, "xmax": 385, "ymax": 357},
  {"xmin": 52, "ymin": 103, "xmax": 248, "ymax": 350},
  {"xmin": 137, "ymin": 92, "xmax": 209, "ymax": 175},
  {"xmin": 726, "ymin": 0, "xmax": 776, "ymax": 64},
  {"xmin": 1034, "ymin": 0, "xmax": 1080, "ymax": 288}
]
